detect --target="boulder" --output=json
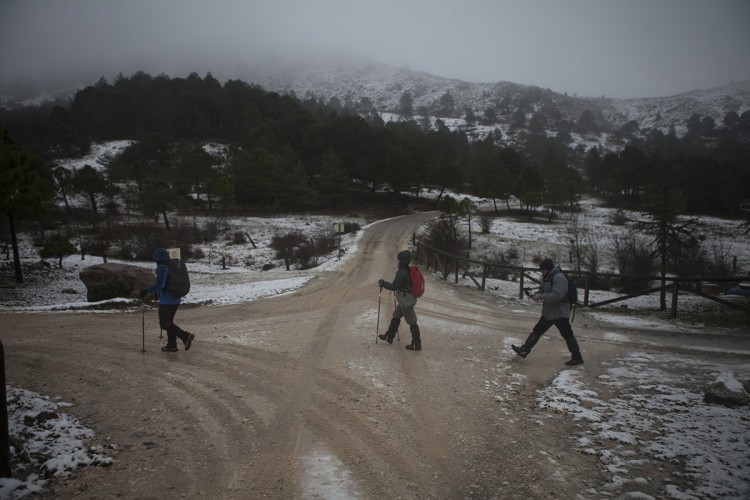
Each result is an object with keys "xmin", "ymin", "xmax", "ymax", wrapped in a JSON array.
[
  {"xmin": 79, "ymin": 263, "xmax": 153, "ymax": 302},
  {"xmin": 703, "ymin": 378, "xmax": 750, "ymax": 407}
]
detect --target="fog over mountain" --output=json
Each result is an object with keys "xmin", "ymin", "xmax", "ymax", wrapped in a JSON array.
[{"xmin": 2, "ymin": 0, "xmax": 750, "ymax": 100}]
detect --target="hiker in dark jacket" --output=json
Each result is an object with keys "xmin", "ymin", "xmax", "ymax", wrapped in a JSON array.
[
  {"xmin": 140, "ymin": 248, "xmax": 195, "ymax": 353},
  {"xmin": 378, "ymin": 249, "xmax": 422, "ymax": 350},
  {"xmin": 512, "ymin": 258, "xmax": 583, "ymax": 365}
]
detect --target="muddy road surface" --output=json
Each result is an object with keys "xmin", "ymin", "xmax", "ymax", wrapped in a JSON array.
[{"xmin": 3, "ymin": 213, "xmax": 748, "ymax": 499}]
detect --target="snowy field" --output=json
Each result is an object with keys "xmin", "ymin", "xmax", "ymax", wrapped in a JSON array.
[{"xmin": 1, "ymin": 141, "xmax": 749, "ymax": 498}]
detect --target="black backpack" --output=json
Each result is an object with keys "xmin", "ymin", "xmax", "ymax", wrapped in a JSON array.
[
  {"xmin": 165, "ymin": 259, "xmax": 191, "ymax": 297},
  {"xmin": 560, "ymin": 270, "xmax": 579, "ymax": 322},
  {"xmin": 562, "ymin": 271, "xmax": 579, "ymax": 305}
]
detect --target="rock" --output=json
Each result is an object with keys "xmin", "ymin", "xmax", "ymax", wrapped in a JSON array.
[
  {"xmin": 703, "ymin": 379, "xmax": 750, "ymax": 407},
  {"xmin": 79, "ymin": 263, "xmax": 153, "ymax": 302},
  {"xmin": 24, "ymin": 410, "xmax": 59, "ymax": 426}
]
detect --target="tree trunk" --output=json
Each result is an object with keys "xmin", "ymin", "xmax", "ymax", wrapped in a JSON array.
[
  {"xmin": 61, "ymin": 185, "xmax": 72, "ymax": 215},
  {"xmin": 8, "ymin": 214, "xmax": 23, "ymax": 284},
  {"xmin": 89, "ymin": 192, "xmax": 98, "ymax": 215},
  {"xmin": 659, "ymin": 252, "xmax": 667, "ymax": 310},
  {"xmin": 162, "ymin": 211, "xmax": 171, "ymax": 231}
]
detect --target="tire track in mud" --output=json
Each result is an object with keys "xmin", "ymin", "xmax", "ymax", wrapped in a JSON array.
[
  {"xmin": 241, "ymin": 213, "xmax": 443, "ymax": 497},
  {"xmin": 300, "ymin": 369, "xmax": 436, "ymax": 497},
  {"xmin": 8, "ymin": 211, "xmax": 538, "ymax": 499},
  {"xmin": 162, "ymin": 372, "xmax": 265, "ymax": 492}
]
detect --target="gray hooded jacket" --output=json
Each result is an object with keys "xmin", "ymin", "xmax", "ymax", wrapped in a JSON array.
[{"xmin": 538, "ymin": 267, "xmax": 571, "ymax": 320}]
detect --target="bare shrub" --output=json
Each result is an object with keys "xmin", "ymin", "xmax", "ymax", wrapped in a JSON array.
[
  {"xmin": 670, "ymin": 234, "xmax": 708, "ymax": 276},
  {"xmin": 505, "ymin": 245, "xmax": 520, "ymax": 261},
  {"xmin": 311, "ymin": 232, "xmax": 337, "ymax": 255},
  {"xmin": 610, "ymin": 232, "xmax": 653, "ymax": 292},
  {"xmin": 670, "ymin": 235, "xmax": 734, "ymax": 278},
  {"xmin": 270, "ymin": 231, "xmax": 307, "ymax": 261},
  {"xmin": 705, "ymin": 240, "xmax": 734, "ymax": 276},
  {"xmin": 295, "ymin": 242, "xmax": 316, "ymax": 269},
  {"xmin": 270, "ymin": 229, "xmax": 337, "ymax": 270},
  {"xmin": 609, "ymin": 210, "xmax": 628, "ymax": 225},
  {"xmin": 423, "ymin": 217, "xmax": 470, "ymax": 257},
  {"xmin": 566, "ymin": 217, "xmax": 603, "ymax": 286},
  {"xmin": 423, "ymin": 217, "xmax": 470, "ymax": 277},
  {"xmin": 232, "ymin": 232, "xmax": 247, "ymax": 244},
  {"xmin": 480, "ymin": 248, "xmax": 520, "ymax": 279},
  {"xmin": 343, "ymin": 221, "xmax": 361, "ymax": 234},
  {"xmin": 199, "ymin": 219, "xmax": 222, "ymax": 242},
  {"xmin": 83, "ymin": 237, "xmax": 110, "ymax": 258}
]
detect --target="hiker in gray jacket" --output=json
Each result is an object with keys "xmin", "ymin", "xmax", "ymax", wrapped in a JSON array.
[
  {"xmin": 512, "ymin": 258, "xmax": 583, "ymax": 365},
  {"xmin": 378, "ymin": 250, "xmax": 422, "ymax": 351}
]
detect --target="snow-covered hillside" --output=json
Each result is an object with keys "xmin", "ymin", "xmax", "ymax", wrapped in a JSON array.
[
  {"xmin": 240, "ymin": 56, "xmax": 750, "ymax": 152},
  {"xmin": 3, "ymin": 55, "xmax": 749, "ymax": 155}
]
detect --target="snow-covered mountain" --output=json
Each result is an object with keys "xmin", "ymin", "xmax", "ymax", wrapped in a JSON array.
[
  {"xmin": 3, "ymin": 54, "xmax": 749, "ymax": 154},
  {"xmin": 237, "ymin": 55, "xmax": 750, "ymax": 151}
]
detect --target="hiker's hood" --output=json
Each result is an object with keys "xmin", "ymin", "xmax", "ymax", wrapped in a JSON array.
[
  {"xmin": 153, "ymin": 248, "xmax": 170, "ymax": 263},
  {"xmin": 397, "ymin": 250, "xmax": 411, "ymax": 264}
]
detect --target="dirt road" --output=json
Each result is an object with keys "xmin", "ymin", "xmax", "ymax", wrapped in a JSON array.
[{"xmin": 3, "ymin": 213, "xmax": 748, "ymax": 499}]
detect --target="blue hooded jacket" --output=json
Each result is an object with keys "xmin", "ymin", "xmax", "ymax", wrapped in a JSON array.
[{"xmin": 144, "ymin": 248, "xmax": 181, "ymax": 305}]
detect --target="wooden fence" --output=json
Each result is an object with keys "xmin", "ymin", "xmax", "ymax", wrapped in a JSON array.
[{"xmin": 412, "ymin": 240, "xmax": 750, "ymax": 318}]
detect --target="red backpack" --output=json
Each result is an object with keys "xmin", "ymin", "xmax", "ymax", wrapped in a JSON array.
[{"xmin": 409, "ymin": 266, "xmax": 425, "ymax": 298}]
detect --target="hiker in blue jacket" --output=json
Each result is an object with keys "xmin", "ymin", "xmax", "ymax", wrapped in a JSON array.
[
  {"xmin": 378, "ymin": 249, "xmax": 422, "ymax": 351},
  {"xmin": 512, "ymin": 258, "xmax": 583, "ymax": 365},
  {"xmin": 140, "ymin": 248, "xmax": 195, "ymax": 353}
]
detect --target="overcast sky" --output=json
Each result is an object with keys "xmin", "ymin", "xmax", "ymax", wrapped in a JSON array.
[{"xmin": 2, "ymin": 0, "xmax": 749, "ymax": 99}]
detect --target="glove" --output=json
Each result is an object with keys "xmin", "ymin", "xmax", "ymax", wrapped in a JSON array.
[
  {"xmin": 378, "ymin": 279, "xmax": 384, "ymax": 287},
  {"xmin": 139, "ymin": 289, "xmax": 148, "ymax": 297}
]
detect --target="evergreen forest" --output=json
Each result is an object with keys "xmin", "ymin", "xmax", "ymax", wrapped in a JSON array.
[{"xmin": 2, "ymin": 71, "xmax": 750, "ymax": 225}]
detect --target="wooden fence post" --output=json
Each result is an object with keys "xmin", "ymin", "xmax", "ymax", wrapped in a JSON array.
[
  {"xmin": 0, "ymin": 339, "xmax": 11, "ymax": 477},
  {"xmin": 583, "ymin": 274, "xmax": 590, "ymax": 306}
]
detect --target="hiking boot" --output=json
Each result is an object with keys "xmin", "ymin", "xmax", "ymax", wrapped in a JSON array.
[
  {"xmin": 406, "ymin": 324, "xmax": 421, "ymax": 351},
  {"xmin": 512, "ymin": 344, "xmax": 529, "ymax": 358},
  {"xmin": 184, "ymin": 333, "xmax": 195, "ymax": 351},
  {"xmin": 565, "ymin": 358, "xmax": 584, "ymax": 366},
  {"xmin": 379, "ymin": 318, "xmax": 400, "ymax": 344},
  {"xmin": 161, "ymin": 345, "xmax": 178, "ymax": 352},
  {"xmin": 378, "ymin": 333, "xmax": 394, "ymax": 344}
]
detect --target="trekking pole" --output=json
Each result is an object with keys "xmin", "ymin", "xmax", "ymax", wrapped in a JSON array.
[
  {"xmin": 154, "ymin": 292, "xmax": 163, "ymax": 341},
  {"xmin": 376, "ymin": 286, "xmax": 382, "ymax": 343},
  {"xmin": 141, "ymin": 302, "xmax": 146, "ymax": 355},
  {"xmin": 393, "ymin": 294, "xmax": 400, "ymax": 343}
]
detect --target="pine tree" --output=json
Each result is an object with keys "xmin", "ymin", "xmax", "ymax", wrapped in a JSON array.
[
  {"xmin": 0, "ymin": 128, "xmax": 54, "ymax": 283},
  {"xmin": 632, "ymin": 154, "xmax": 695, "ymax": 310}
]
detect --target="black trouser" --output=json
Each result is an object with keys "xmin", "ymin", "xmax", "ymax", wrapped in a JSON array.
[
  {"xmin": 158, "ymin": 304, "xmax": 188, "ymax": 347},
  {"xmin": 523, "ymin": 316, "xmax": 582, "ymax": 359}
]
